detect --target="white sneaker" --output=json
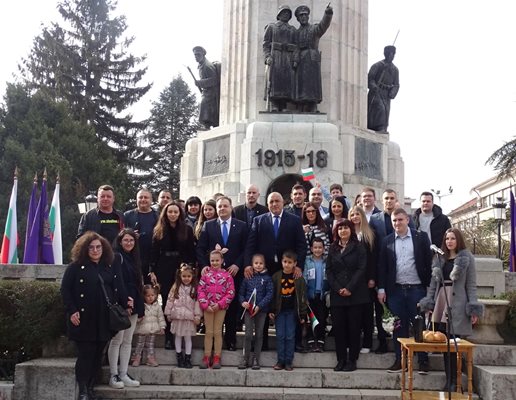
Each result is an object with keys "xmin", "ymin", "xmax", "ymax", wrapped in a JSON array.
[
  {"xmin": 360, "ymin": 348, "xmax": 371, "ymax": 354},
  {"xmin": 120, "ymin": 374, "xmax": 140, "ymax": 387},
  {"xmin": 109, "ymin": 374, "xmax": 124, "ymax": 389}
]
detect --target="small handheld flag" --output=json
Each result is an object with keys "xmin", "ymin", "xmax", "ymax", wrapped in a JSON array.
[
  {"xmin": 301, "ymin": 167, "xmax": 315, "ymax": 181},
  {"xmin": 240, "ymin": 288, "xmax": 257, "ymax": 319},
  {"xmin": 308, "ymin": 305, "xmax": 319, "ymax": 333}
]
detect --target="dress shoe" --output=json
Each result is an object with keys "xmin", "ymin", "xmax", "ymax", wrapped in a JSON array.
[
  {"xmin": 374, "ymin": 343, "xmax": 388, "ymax": 354},
  {"xmin": 226, "ymin": 343, "xmax": 236, "ymax": 351},
  {"xmin": 334, "ymin": 360, "xmax": 345, "ymax": 371},
  {"xmin": 273, "ymin": 363, "xmax": 284, "ymax": 370},
  {"xmin": 343, "ymin": 361, "xmax": 357, "ymax": 372}
]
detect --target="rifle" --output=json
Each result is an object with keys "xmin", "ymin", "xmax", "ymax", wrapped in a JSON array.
[
  {"xmin": 264, "ymin": 63, "xmax": 271, "ymax": 112},
  {"xmin": 185, "ymin": 65, "xmax": 202, "ymax": 93}
]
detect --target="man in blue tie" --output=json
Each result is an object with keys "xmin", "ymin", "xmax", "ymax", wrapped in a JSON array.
[{"xmin": 197, "ymin": 196, "xmax": 248, "ymax": 351}]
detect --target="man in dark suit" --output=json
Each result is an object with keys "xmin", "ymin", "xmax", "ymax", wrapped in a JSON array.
[
  {"xmin": 197, "ymin": 196, "xmax": 248, "ymax": 351},
  {"xmin": 377, "ymin": 208, "xmax": 432, "ymax": 374},
  {"xmin": 244, "ymin": 192, "xmax": 306, "ymax": 276},
  {"xmin": 233, "ymin": 184, "xmax": 269, "ymax": 229}
]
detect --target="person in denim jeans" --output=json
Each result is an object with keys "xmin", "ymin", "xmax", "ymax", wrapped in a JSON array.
[
  {"xmin": 377, "ymin": 208, "xmax": 432, "ymax": 374},
  {"xmin": 269, "ymin": 251, "xmax": 307, "ymax": 371}
]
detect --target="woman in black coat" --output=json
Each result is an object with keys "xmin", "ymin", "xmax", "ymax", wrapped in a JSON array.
[
  {"xmin": 326, "ymin": 218, "xmax": 369, "ymax": 372},
  {"xmin": 107, "ymin": 228, "xmax": 144, "ymax": 389},
  {"xmin": 149, "ymin": 201, "xmax": 196, "ymax": 348},
  {"xmin": 61, "ymin": 231, "xmax": 129, "ymax": 400}
]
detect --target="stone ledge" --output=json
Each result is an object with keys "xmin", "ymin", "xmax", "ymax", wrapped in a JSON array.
[
  {"xmin": 473, "ymin": 365, "xmax": 516, "ymax": 400},
  {"xmin": 0, "ymin": 382, "xmax": 13, "ymax": 400}
]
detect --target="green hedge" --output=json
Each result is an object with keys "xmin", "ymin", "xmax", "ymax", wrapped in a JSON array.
[{"xmin": 0, "ymin": 280, "xmax": 66, "ymax": 357}]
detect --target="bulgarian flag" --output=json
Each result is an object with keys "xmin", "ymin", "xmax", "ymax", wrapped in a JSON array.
[
  {"xmin": 301, "ymin": 167, "xmax": 315, "ymax": 181},
  {"xmin": 308, "ymin": 305, "xmax": 319, "ymax": 333},
  {"xmin": 49, "ymin": 176, "xmax": 62, "ymax": 264},
  {"xmin": 240, "ymin": 288, "xmax": 257, "ymax": 319},
  {"xmin": 1, "ymin": 170, "xmax": 19, "ymax": 264}
]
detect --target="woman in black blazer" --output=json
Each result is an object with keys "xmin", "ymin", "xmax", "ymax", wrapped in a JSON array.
[{"xmin": 326, "ymin": 218, "xmax": 369, "ymax": 372}]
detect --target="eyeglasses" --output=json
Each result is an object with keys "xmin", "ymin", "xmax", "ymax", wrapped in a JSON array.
[{"xmin": 88, "ymin": 245, "xmax": 102, "ymax": 251}]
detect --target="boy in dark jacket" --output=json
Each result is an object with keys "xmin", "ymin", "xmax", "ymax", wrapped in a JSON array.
[
  {"xmin": 238, "ymin": 253, "xmax": 273, "ymax": 370},
  {"xmin": 269, "ymin": 250, "xmax": 308, "ymax": 371}
]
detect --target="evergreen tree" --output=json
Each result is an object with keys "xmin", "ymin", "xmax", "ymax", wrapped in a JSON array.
[
  {"xmin": 144, "ymin": 75, "xmax": 199, "ymax": 197},
  {"xmin": 486, "ymin": 137, "xmax": 516, "ymax": 179},
  {"xmin": 0, "ymin": 83, "xmax": 131, "ymax": 261},
  {"xmin": 19, "ymin": 0, "xmax": 151, "ymax": 164}
]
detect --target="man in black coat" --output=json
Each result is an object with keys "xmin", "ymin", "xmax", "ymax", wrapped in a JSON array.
[
  {"xmin": 377, "ymin": 208, "xmax": 432, "ymax": 374},
  {"xmin": 197, "ymin": 196, "xmax": 248, "ymax": 351},
  {"xmin": 413, "ymin": 191, "xmax": 451, "ymax": 247},
  {"xmin": 233, "ymin": 184, "xmax": 269, "ymax": 228}
]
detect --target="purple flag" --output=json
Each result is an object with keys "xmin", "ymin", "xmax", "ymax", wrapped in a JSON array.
[
  {"xmin": 510, "ymin": 190, "xmax": 516, "ymax": 272},
  {"xmin": 39, "ymin": 176, "xmax": 54, "ymax": 264},
  {"xmin": 23, "ymin": 175, "xmax": 40, "ymax": 263}
]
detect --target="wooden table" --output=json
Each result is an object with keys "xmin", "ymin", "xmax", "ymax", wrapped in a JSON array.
[{"xmin": 398, "ymin": 338, "xmax": 475, "ymax": 400}]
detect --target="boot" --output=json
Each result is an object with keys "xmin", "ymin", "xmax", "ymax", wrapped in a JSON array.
[
  {"xmin": 78, "ymin": 382, "xmax": 90, "ymax": 400},
  {"xmin": 146, "ymin": 354, "xmax": 159, "ymax": 367},
  {"xmin": 176, "ymin": 352, "xmax": 185, "ymax": 368},
  {"xmin": 212, "ymin": 354, "xmax": 221, "ymax": 369},
  {"xmin": 131, "ymin": 354, "xmax": 141, "ymax": 367},
  {"xmin": 183, "ymin": 354, "xmax": 193, "ymax": 369},
  {"xmin": 87, "ymin": 378, "xmax": 100, "ymax": 400},
  {"xmin": 199, "ymin": 355, "xmax": 210, "ymax": 369},
  {"xmin": 238, "ymin": 355, "xmax": 249, "ymax": 369}
]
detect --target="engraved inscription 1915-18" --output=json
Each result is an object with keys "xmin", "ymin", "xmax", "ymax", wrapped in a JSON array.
[{"xmin": 255, "ymin": 148, "xmax": 327, "ymax": 168}]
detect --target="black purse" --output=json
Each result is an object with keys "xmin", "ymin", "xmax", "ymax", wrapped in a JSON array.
[{"xmin": 98, "ymin": 273, "xmax": 131, "ymax": 332}]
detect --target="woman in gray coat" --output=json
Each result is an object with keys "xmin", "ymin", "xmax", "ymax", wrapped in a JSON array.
[{"xmin": 419, "ymin": 228, "xmax": 484, "ymax": 392}]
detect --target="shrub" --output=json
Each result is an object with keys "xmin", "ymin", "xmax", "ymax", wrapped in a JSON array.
[{"xmin": 0, "ymin": 280, "xmax": 66, "ymax": 357}]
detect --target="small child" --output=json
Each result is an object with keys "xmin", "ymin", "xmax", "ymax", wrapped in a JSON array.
[
  {"xmin": 238, "ymin": 253, "xmax": 273, "ymax": 370},
  {"xmin": 197, "ymin": 249, "xmax": 235, "ymax": 369},
  {"xmin": 303, "ymin": 237, "xmax": 328, "ymax": 352},
  {"xmin": 164, "ymin": 264, "xmax": 202, "ymax": 369},
  {"xmin": 132, "ymin": 284, "xmax": 166, "ymax": 367},
  {"xmin": 269, "ymin": 250, "xmax": 308, "ymax": 371}
]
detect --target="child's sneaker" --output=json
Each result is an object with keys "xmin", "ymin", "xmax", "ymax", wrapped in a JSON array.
[
  {"xmin": 120, "ymin": 374, "xmax": 140, "ymax": 387},
  {"xmin": 212, "ymin": 354, "xmax": 221, "ymax": 369},
  {"xmin": 199, "ymin": 355, "xmax": 210, "ymax": 369},
  {"xmin": 109, "ymin": 375, "xmax": 124, "ymax": 389},
  {"xmin": 251, "ymin": 358, "xmax": 260, "ymax": 370},
  {"xmin": 238, "ymin": 357, "xmax": 249, "ymax": 369}
]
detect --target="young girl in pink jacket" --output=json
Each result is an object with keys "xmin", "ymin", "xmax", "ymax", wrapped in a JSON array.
[
  {"xmin": 197, "ymin": 249, "xmax": 235, "ymax": 369},
  {"xmin": 164, "ymin": 264, "xmax": 201, "ymax": 369}
]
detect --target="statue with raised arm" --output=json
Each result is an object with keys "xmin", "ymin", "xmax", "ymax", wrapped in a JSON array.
[
  {"xmin": 192, "ymin": 46, "xmax": 220, "ymax": 130},
  {"xmin": 263, "ymin": 5, "xmax": 297, "ymax": 112},
  {"xmin": 367, "ymin": 45, "xmax": 399, "ymax": 133},
  {"xmin": 293, "ymin": 4, "xmax": 333, "ymax": 112}
]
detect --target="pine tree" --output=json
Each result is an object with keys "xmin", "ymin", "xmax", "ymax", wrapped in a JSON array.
[
  {"xmin": 144, "ymin": 75, "xmax": 199, "ymax": 197},
  {"xmin": 486, "ymin": 137, "xmax": 516, "ymax": 179},
  {"xmin": 19, "ymin": 0, "xmax": 151, "ymax": 163}
]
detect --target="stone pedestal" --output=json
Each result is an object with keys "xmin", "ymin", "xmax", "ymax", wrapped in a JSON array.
[
  {"xmin": 468, "ymin": 299, "xmax": 509, "ymax": 345},
  {"xmin": 180, "ymin": 113, "xmax": 404, "ymax": 204}
]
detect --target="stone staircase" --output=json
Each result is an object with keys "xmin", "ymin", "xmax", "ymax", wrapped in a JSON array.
[{"xmin": 15, "ymin": 333, "xmax": 506, "ymax": 400}]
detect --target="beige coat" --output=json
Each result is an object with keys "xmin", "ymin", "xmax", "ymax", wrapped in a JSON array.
[{"xmin": 134, "ymin": 302, "xmax": 166, "ymax": 335}]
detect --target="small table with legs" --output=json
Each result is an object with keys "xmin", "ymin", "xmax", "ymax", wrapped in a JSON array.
[{"xmin": 398, "ymin": 338, "xmax": 475, "ymax": 400}]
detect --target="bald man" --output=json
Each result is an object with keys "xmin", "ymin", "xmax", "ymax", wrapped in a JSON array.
[{"xmin": 233, "ymin": 184, "xmax": 269, "ymax": 229}]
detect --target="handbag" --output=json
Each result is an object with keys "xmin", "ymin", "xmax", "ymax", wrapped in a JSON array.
[{"xmin": 98, "ymin": 273, "xmax": 131, "ymax": 332}]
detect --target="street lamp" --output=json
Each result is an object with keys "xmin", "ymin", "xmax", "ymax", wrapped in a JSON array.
[
  {"xmin": 492, "ymin": 196, "xmax": 507, "ymax": 259},
  {"xmin": 78, "ymin": 192, "xmax": 98, "ymax": 214}
]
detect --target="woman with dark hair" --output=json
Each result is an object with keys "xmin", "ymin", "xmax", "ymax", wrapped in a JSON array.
[
  {"xmin": 325, "ymin": 196, "xmax": 350, "ymax": 235},
  {"xmin": 184, "ymin": 196, "xmax": 202, "ymax": 229},
  {"xmin": 301, "ymin": 201, "xmax": 330, "ymax": 255},
  {"xmin": 326, "ymin": 219, "xmax": 369, "ymax": 372},
  {"xmin": 107, "ymin": 228, "xmax": 144, "ymax": 389},
  {"xmin": 420, "ymin": 228, "xmax": 484, "ymax": 392},
  {"xmin": 61, "ymin": 231, "xmax": 129, "ymax": 400},
  {"xmin": 194, "ymin": 199, "xmax": 218, "ymax": 240},
  {"xmin": 149, "ymin": 201, "xmax": 196, "ymax": 349}
]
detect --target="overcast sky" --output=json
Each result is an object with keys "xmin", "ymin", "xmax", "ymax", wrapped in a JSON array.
[{"xmin": 1, "ymin": 0, "xmax": 515, "ymax": 213}]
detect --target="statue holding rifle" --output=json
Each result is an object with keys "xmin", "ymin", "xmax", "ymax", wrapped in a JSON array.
[
  {"xmin": 190, "ymin": 46, "xmax": 221, "ymax": 130},
  {"xmin": 367, "ymin": 45, "xmax": 399, "ymax": 133}
]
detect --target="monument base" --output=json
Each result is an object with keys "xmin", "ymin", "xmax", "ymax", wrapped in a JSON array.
[{"xmin": 180, "ymin": 113, "xmax": 404, "ymax": 205}]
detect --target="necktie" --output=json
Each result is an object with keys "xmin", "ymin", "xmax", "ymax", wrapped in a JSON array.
[
  {"xmin": 273, "ymin": 216, "xmax": 280, "ymax": 239},
  {"xmin": 222, "ymin": 221, "xmax": 229, "ymax": 245}
]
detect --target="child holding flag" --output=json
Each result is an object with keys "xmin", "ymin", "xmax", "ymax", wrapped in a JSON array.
[
  {"xmin": 238, "ymin": 254, "xmax": 273, "ymax": 370},
  {"xmin": 303, "ymin": 237, "xmax": 328, "ymax": 352}
]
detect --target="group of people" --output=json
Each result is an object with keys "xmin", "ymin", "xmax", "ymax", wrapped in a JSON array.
[{"xmin": 62, "ymin": 182, "xmax": 483, "ymax": 399}]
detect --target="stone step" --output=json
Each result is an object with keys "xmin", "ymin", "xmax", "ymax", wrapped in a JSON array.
[
  {"xmin": 141, "ymin": 348, "xmax": 448, "ymax": 371},
  {"xmin": 94, "ymin": 385, "xmax": 403, "ymax": 399},
  {"xmin": 101, "ymin": 366, "xmax": 457, "ymax": 391}
]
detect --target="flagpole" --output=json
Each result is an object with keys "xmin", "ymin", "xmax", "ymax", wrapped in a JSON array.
[{"xmin": 1, "ymin": 168, "xmax": 19, "ymax": 264}]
